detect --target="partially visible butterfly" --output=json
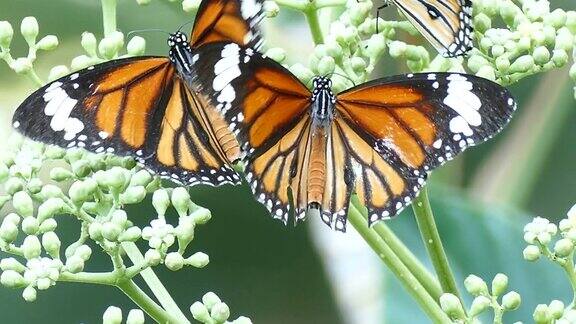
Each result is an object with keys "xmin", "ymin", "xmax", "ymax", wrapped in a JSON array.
[
  {"xmin": 192, "ymin": 42, "xmax": 516, "ymax": 231},
  {"xmin": 12, "ymin": 0, "xmax": 264, "ymax": 186},
  {"xmin": 379, "ymin": 0, "xmax": 473, "ymax": 57}
]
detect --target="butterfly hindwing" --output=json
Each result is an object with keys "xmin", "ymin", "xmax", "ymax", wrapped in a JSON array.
[
  {"xmin": 391, "ymin": 0, "xmax": 473, "ymax": 57},
  {"xmin": 336, "ymin": 72, "xmax": 516, "ymax": 223},
  {"xmin": 13, "ymin": 57, "xmax": 241, "ymax": 186}
]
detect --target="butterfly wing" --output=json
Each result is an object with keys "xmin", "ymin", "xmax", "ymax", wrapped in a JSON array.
[
  {"xmin": 335, "ymin": 72, "xmax": 516, "ymax": 224},
  {"xmin": 190, "ymin": 0, "xmax": 264, "ymax": 49},
  {"xmin": 13, "ymin": 57, "xmax": 241, "ymax": 186},
  {"xmin": 391, "ymin": 0, "xmax": 473, "ymax": 57}
]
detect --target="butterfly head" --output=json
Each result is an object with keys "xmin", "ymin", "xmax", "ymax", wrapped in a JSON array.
[
  {"xmin": 167, "ymin": 31, "xmax": 189, "ymax": 47},
  {"xmin": 310, "ymin": 76, "xmax": 336, "ymax": 123}
]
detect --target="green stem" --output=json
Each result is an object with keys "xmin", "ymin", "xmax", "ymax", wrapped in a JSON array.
[
  {"xmin": 561, "ymin": 254, "xmax": 576, "ymax": 310},
  {"xmin": 412, "ymin": 188, "xmax": 463, "ymax": 304},
  {"xmin": 101, "ymin": 0, "xmax": 117, "ymax": 36},
  {"xmin": 117, "ymin": 279, "xmax": 176, "ymax": 324},
  {"xmin": 121, "ymin": 242, "xmax": 191, "ymax": 324},
  {"xmin": 347, "ymin": 205, "xmax": 452, "ymax": 323},
  {"xmin": 59, "ymin": 271, "xmax": 117, "ymax": 285},
  {"xmin": 304, "ymin": 9, "xmax": 324, "ymax": 45}
]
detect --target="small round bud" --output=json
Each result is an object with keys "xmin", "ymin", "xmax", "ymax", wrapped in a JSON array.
[
  {"xmin": 554, "ymin": 238, "xmax": 574, "ymax": 257},
  {"xmin": 50, "ymin": 167, "xmax": 73, "ymax": 182},
  {"xmin": 0, "ymin": 258, "xmax": 26, "ymax": 272},
  {"xmin": 491, "ymin": 273, "xmax": 508, "ymax": 297},
  {"xmin": 22, "ymin": 235, "xmax": 42, "ymax": 260},
  {"xmin": 171, "ymin": 188, "xmax": 190, "ymax": 217},
  {"xmin": 22, "ymin": 216, "xmax": 39, "ymax": 235},
  {"xmin": 552, "ymin": 49, "xmax": 569, "ymax": 67},
  {"xmin": 233, "ymin": 316, "xmax": 252, "ymax": 324},
  {"xmin": 182, "ymin": 0, "xmax": 201, "ymax": 12},
  {"xmin": 20, "ymin": 17, "xmax": 39, "ymax": 45},
  {"xmin": 533, "ymin": 46, "xmax": 550, "ymax": 65},
  {"xmin": 389, "ymin": 41, "xmax": 407, "ymax": 58},
  {"xmin": 69, "ymin": 181, "xmax": 94, "ymax": 204},
  {"xmin": 186, "ymin": 252, "xmax": 209, "ymax": 268},
  {"xmin": 533, "ymin": 304, "xmax": 552, "ymax": 324},
  {"xmin": 136, "ymin": 0, "xmax": 152, "ymax": 5},
  {"xmin": 548, "ymin": 300, "xmax": 565, "ymax": 319},
  {"xmin": 191, "ymin": 207, "xmax": 211, "ymax": 225},
  {"xmin": 71, "ymin": 55, "xmax": 93, "ymax": 71},
  {"xmin": 203, "ymin": 291, "xmax": 221, "ymax": 310},
  {"xmin": 263, "ymin": 1, "xmax": 279, "ymax": 18},
  {"xmin": 0, "ymin": 219, "xmax": 19, "ymax": 243},
  {"xmin": 211, "ymin": 302, "xmax": 230, "ymax": 322},
  {"xmin": 81, "ymin": 32, "xmax": 97, "ymax": 56},
  {"xmin": 99, "ymin": 37, "xmax": 119, "ymax": 60},
  {"xmin": 11, "ymin": 57, "xmax": 33, "ymax": 74},
  {"xmin": 523, "ymin": 245, "xmax": 541, "ymax": 261},
  {"xmin": 0, "ymin": 21, "xmax": 14, "ymax": 48},
  {"xmin": 39, "ymin": 219, "xmax": 57, "ymax": 233},
  {"xmin": 190, "ymin": 301, "xmax": 211, "ymax": 322},
  {"xmin": 469, "ymin": 296, "xmax": 491, "ymax": 317},
  {"xmin": 127, "ymin": 36, "xmax": 146, "ymax": 56},
  {"xmin": 468, "ymin": 55, "xmax": 491, "ymax": 73},
  {"xmin": 264, "ymin": 47, "xmax": 286, "ymax": 63},
  {"xmin": 120, "ymin": 186, "xmax": 146, "ymax": 205},
  {"xmin": 317, "ymin": 56, "xmax": 335, "ymax": 76},
  {"xmin": 145, "ymin": 249, "xmax": 162, "ymax": 266},
  {"xmin": 65, "ymin": 255, "xmax": 85, "ymax": 273},
  {"xmin": 350, "ymin": 57, "xmax": 366, "ymax": 74},
  {"xmin": 126, "ymin": 309, "xmax": 145, "ymax": 324},
  {"xmin": 102, "ymin": 222, "xmax": 122, "ymax": 242},
  {"xmin": 1, "ymin": 270, "xmax": 25, "ymax": 288},
  {"xmin": 502, "ymin": 291, "xmax": 521, "ymax": 311},
  {"xmin": 36, "ymin": 35, "xmax": 58, "ymax": 51},
  {"xmin": 71, "ymin": 160, "xmax": 91, "ymax": 178},
  {"xmin": 165, "ymin": 252, "xmax": 185, "ymax": 271},
  {"xmin": 47, "ymin": 65, "xmax": 70, "ymax": 82},
  {"xmin": 118, "ymin": 226, "xmax": 141, "ymax": 242},
  {"xmin": 13, "ymin": 191, "xmax": 33, "ymax": 217},
  {"xmin": 509, "ymin": 55, "xmax": 535, "ymax": 74},
  {"xmin": 464, "ymin": 275, "xmax": 489, "ymax": 296},
  {"xmin": 22, "ymin": 286, "xmax": 37, "ymax": 302},
  {"xmin": 130, "ymin": 170, "xmax": 152, "ymax": 187},
  {"xmin": 75, "ymin": 245, "xmax": 92, "ymax": 261},
  {"xmin": 152, "ymin": 189, "xmax": 170, "ymax": 216},
  {"xmin": 5, "ymin": 178, "xmax": 24, "ymax": 195},
  {"xmin": 476, "ymin": 66, "xmax": 496, "ymax": 81},
  {"xmin": 555, "ymin": 28, "xmax": 574, "ymax": 51},
  {"xmin": 103, "ymin": 306, "xmax": 123, "ymax": 324},
  {"xmin": 439, "ymin": 293, "xmax": 465, "ymax": 319},
  {"xmin": 37, "ymin": 198, "xmax": 67, "ymax": 222}
]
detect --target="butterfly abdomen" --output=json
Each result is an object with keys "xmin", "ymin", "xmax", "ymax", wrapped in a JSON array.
[{"xmin": 307, "ymin": 126, "xmax": 328, "ymax": 206}]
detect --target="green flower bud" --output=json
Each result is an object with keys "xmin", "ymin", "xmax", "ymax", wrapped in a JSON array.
[
  {"xmin": 317, "ymin": 56, "xmax": 335, "ymax": 76},
  {"xmin": 44, "ymin": 146, "xmax": 64, "ymax": 160},
  {"xmin": 502, "ymin": 291, "xmax": 521, "ymax": 310},
  {"xmin": 65, "ymin": 255, "xmax": 85, "ymax": 273},
  {"xmin": 464, "ymin": 275, "xmax": 489, "ymax": 296},
  {"xmin": 41, "ymin": 231, "xmax": 60, "ymax": 257},
  {"xmin": 119, "ymin": 226, "xmax": 141, "ymax": 242},
  {"xmin": 50, "ymin": 167, "xmax": 73, "ymax": 182},
  {"xmin": 182, "ymin": 0, "xmax": 201, "ymax": 11},
  {"xmin": 468, "ymin": 55, "xmax": 491, "ymax": 73},
  {"xmin": 22, "ymin": 235, "xmax": 42, "ymax": 259},
  {"xmin": 39, "ymin": 219, "xmax": 57, "ymax": 233},
  {"xmin": 5, "ymin": 177, "xmax": 24, "ymax": 194},
  {"xmin": 27, "ymin": 178, "xmax": 42, "ymax": 195},
  {"xmin": 71, "ymin": 160, "xmax": 91, "ymax": 178},
  {"xmin": 172, "ymin": 188, "xmax": 190, "ymax": 217},
  {"xmin": 76, "ymin": 245, "xmax": 92, "ymax": 260},
  {"xmin": 190, "ymin": 301, "xmax": 211, "ymax": 322},
  {"xmin": 517, "ymin": 36, "xmax": 531, "ymax": 52},
  {"xmin": 499, "ymin": 3, "xmax": 517, "ymax": 25},
  {"xmin": 232, "ymin": 316, "xmax": 252, "ymax": 324},
  {"xmin": 136, "ymin": 0, "xmax": 152, "ymax": 5},
  {"xmin": 13, "ymin": 191, "xmax": 34, "ymax": 217},
  {"xmin": 88, "ymin": 222, "xmax": 103, "ymax": 240},
  {"xmin": 0, "ymin": 163, "xmax": 9, "ymax": 183},
  {"xmin": 36, "ymin": 35, "xmax": 58, "ymax": 51},
  {"xmin": 389, "ymin": 41, "xmax": 407, "ymax": 58},
  {"xmin": 186, "ymin": 252, "xmax": 209, "ymax": 268},
  {"xmin": 103, "ymin": 306, "xmax": 123, "ymax": 324},
  {"xmin": 22, "ymin": 286, "xmax": 37, "ymax": 302},
  {"xmin": 22, "ymin": 216, "xmax": 39, "ymax": 235},
  {"xmin": 127, "ymin": 36, "xmax": 146, "ymax": 56},
  {"xmin": 165, "ymin": 252, "xmax": 185, "ymax": 271},
  {"xmin": 365, "ymin": 34, "xmax": 385, "ymax": 59},
  {"xmin": 469, "ymin": 295, "xmax": 491, "ymax": 317},
  {"xmin": 130, "ymin": 170, "xmax": 152, "ymax": 187},
  {"xmin": 264, "ymin": 47, "xmax": 286, "ymax": 63},
  {"xmin": 120, "ymin": 186, "xmax": 146, "ymax": 204},
  {"xmin": 191, "ymin": 207, "xmax": 211, "ymax": 225},
  {"xmin": 102, "ymin": 222, "xmax": 122, "ymax": 242},
  {"xmin": 47, "ymin": 65, "xmax": 69, "ymax": 82},
  {"xmin": 71, "ymin": 55, "xmax": 93, "ymax": 71},
  {"xmin": 152, "ymin": 189, "xmax": 170, "ymax": 216},
  {"xmin": 96, "ymin": 167, "xmax": 127, "ymax": 189},
  {"xmin": 476, "ymin": 66, "xmax": 496, "ymax": 81},
  {"xmin": 533, "ymin": 304, "xmax": 552, "ymax": 324},
  {"xmin": 203, "ymin": 291, "xmax": 221, "ymax": 310},
  {"xmin": 177, "ymin": 216, "xmax": 195, "ymax": 242},
  {"xmin": 554, "ymin": 238, "xmax": 574, "ymax": 257},
  {"xmin": 64, "ymin": 148, "xmax": 85, "ymax": 163},
  {"xmin": 144, "ymin": 249, "xmax": 162, "ymax": 266},
  {"xmin": 532, "ymin": 46, "xmax": 551, "ymax": 65},
  {"xmin": 11, "ymin": 57, "xmax": 33, "ymax": 74},
  {"xmin": 37, "ymin": 198, "xmax": 67, "ymax": 222},
  {"xmin": 126, "ymin": 309, "xmax": 145, "ymax": 324},
  {"xmin": 99, "ymin": 36, "xmax": 119, "ymax": 60},
  {"xmin": 350, "ymin": 57, "xmax": 366, "ymax": 74},
  {"xmin": 20, "ymin": 17, "xmax": 39, "ymax": 45},
  {"xmin": 36, "ymin": 277, "xmax": 51, "ymax": 290},
  {"xmin": 491, "ymin": 273, "xmax": 508, "ymax": 297},
  {"xmin": 80, "ymin": 32, "xmax": 97, "ymax": 57},
  {"xmin": 0, "ymin": 21, "xmax": 14, "ymax": 48},
  {"xmin": 523, "ymin": 245, "xmax": 541, "ymax": 261},
  {"xmin": 263, "ymin": 1, "xmax": 279, "ymax": 18},
  {"xmin": 0, "ymin": 220, "xmax": 18, "ymax": 243},
  {"xmin": 552, "ymin": 49, "xmax": 569, "ymax": 67},
  {"xmin": 439, "ymin": 293, "xmax": 465, "ymax": 319},
  {"xmin": 4, "ymin": 213, "xmax": 21, "ymax": 226},
  {"xmin": 474, "ymin": 13, "xmax": 491, "ymax": 33},
  {"xmin": 0, "ymin": 270, "xmax": 25, "ymax": 288},
  {"xmin": 289, "ymin": 63, "xmax": 314, "ymax": 85},
  {"xmin": 0, "ymin": 258, "xmax": 26, "ymax": 272},
  {"xmin": 510, "ymin": 55, "xmax": 535, "ymax": 73},
  {"xmin": 555, "ymin": 29, "xmax": 574, "ymax": 51},
  {"xmin": 548, "ymin": 300, "xmax": 565, "ymax": 319},
  {"xmin": 69, "ymin": 181, "xmax": 94, "ymax": 204},
  {"xmin": 211, "ymin": 302, "xmax": 230, "ymax": 323}
]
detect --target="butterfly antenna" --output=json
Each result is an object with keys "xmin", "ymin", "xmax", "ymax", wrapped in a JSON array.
[
  {"xmin": 324, "ymin": 72, "xmax": 356, "ymax": 87},
  {"xmin": 127, "ymin": 29, "xmax": 171, "ymax": 39},
  {"xmin": 177, "ymin": 20, "xmax": 196, "ymax": 33}
]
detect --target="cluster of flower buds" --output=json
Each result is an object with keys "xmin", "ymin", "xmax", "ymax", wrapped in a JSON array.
[{"xmin": 190, "ymin": 292, "xmax": 253, "ymax": 324}]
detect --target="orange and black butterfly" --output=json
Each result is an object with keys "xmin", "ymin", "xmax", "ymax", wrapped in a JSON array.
[
  {"xmin": 380, "ymin": 0, "xmax": 473, "ymax": 57},
  {"xmin": 192, "ymin": 42, "xmax": 516, "ymax": 231},
  {"xmin": 12, "ymin": 0, "xmax": 264, "ymax": 186}
]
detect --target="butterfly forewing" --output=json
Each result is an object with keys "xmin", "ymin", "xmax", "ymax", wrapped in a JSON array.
[{"xmin": 391, "ymin": 0, "xmax": 473, "ymax": 57}]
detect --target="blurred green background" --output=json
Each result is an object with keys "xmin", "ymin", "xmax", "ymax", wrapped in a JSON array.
[{"xmin": 0, "ymin": 0, "xmax": 575, "ymax": 323}]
